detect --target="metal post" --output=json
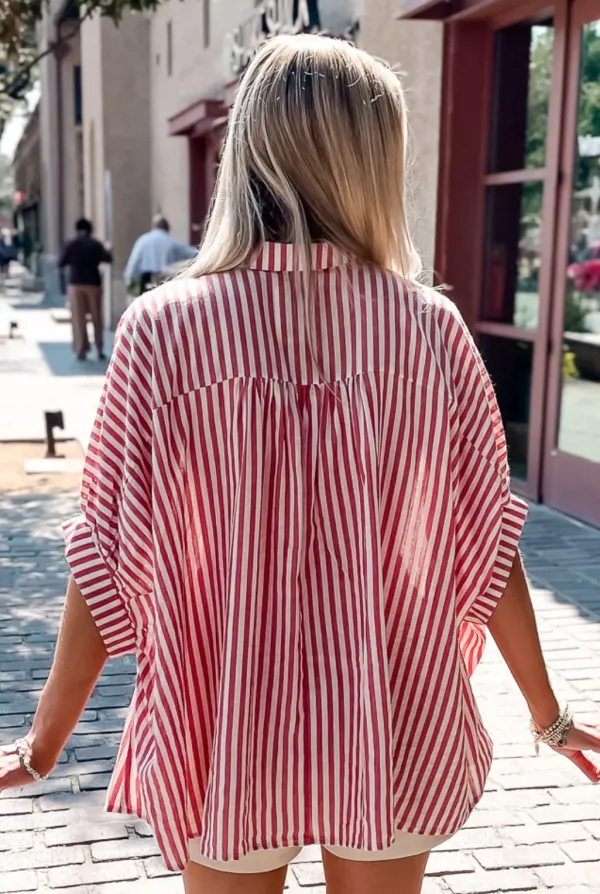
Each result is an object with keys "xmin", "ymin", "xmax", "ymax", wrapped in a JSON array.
[{"xmin": 44, "ymin": 410, "xmax": 64, "ymax": 458}]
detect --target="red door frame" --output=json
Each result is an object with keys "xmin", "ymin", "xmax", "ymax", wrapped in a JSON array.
[
  {"xmin": 435, "ymin": 0, "xmax": 573, "ymax": 507},
  {"xmin": 188, "ymin": 125, "xmax": 224, "ymax": 246},
  {"xmin": 542, "ymin": 0, "xmax": 600, "ymax": 526}
]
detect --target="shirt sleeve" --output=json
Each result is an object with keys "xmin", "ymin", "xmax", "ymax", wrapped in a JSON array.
[
  {"xmin": 172, "ymin": 240, "xmax": 198, "ymax": 262},
  {"xmin": 63, "ymin": 303, "xmax": 154, "ymax": 657},
  {"xmin": 444, "ymin": 301, "xmax": 529, "ymax": 628},
  {"xmin": 124, "ymin": 238, "xmax": 143, "ymax": 284}
]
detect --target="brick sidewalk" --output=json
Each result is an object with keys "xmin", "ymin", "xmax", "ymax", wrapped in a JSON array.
[{"xmin": 0, "ymin": 494, "xmax": 599, "ymax": 893}]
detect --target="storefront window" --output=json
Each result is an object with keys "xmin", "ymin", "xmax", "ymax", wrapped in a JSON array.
[
  {"xmin": 557, "ymin": 21, "xmax": 600, "ymax": 465},
  {"xmin": 481, "ymin": 181, "xmax": 543, "ymax": 329},
  {"xmin": 488, "ymin": 21, "xmax": 554, "ymax": 173},
  {"xmin": 479, "ymin": 336, "xmax": 533, "ymax": 480}
]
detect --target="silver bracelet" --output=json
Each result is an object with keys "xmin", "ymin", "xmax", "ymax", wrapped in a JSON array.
[
  {"xmin": 14, "ymin": 738, "xmax": 48, "ymax": 783},
  {"xmin": 530, "ymin": 706, "xmax": 573, "ymax": 755}
]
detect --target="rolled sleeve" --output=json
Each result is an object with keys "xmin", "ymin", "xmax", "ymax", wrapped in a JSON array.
[
  {"xmin": 64, "ymin": 302, "xmax": 154, "ymax": 658},
  {"xmin": 443, "ymin": 298, "xmax": 528, "ymax": 635},
  {"xmin": 64, "ymin": 516, "xmax": 138, "ymax": 657},
  {"xmin": 463, "ymin": 492, "xmax": 528, "ymax": 626}
]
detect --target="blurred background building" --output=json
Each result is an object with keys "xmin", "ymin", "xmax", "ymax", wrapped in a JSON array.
[
  {"xmin": 30, "ymin": 0, "xmax": 443, "ymax": 326},
  {"xmin": 6, "ymin": 0, "xmax": 600, "ymax": 526}
]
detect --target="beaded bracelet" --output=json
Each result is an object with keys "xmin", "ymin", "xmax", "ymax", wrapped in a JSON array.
[
  {"xmin": 14, "ymin": 738, "xmax": 48, "ymax": 783},
  {"xmin": 530, "ymin": 706, "xmax": 573, "ymax": 755}
]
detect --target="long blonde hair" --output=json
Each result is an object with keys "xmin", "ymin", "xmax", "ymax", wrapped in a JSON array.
[{"xmin": 187, "ymin": 33, "xmax": 421, "ymax": 279}]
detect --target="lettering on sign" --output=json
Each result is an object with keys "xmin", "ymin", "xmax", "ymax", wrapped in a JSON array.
[{"xmin": 226, "ymin": 0, "xmax": 320, "ymax": 76}]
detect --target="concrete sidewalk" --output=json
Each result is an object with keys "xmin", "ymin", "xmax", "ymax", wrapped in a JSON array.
[
  {"xmin": 0, "ymin": 496, "xmax": 599, "ymax": 893},
  {"xmin": 0, "ymin": 281, "xmax": 113, "ymax": 451}
]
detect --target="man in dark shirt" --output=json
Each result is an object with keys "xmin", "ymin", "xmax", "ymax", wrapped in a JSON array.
[{"xmin": 59, "ymin": 219, "xmax": 112, "ymax": 360}]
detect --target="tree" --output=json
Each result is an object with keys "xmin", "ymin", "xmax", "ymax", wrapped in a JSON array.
[
  {"xmin": 525, "ymin": 25, "xmax": 554, "ymax": 171},
  {"xmin": 0, "ymin": 0, "xmax": 164, "ymax": 136}
]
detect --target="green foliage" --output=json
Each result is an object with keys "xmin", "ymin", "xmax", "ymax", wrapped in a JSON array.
[
  {"xmin": 0, "ymin": 0, "xmax": 164, "ymax": 132},
  {"xmin": 525, "ymin": 26, "xmax": 554, "ymax": 170},
  {"xmin": 575, "ymin": 24, "xmax": 600, "ymax": 191},
  {"xmin": 564, "ymin": 287, "xmax": 591, "ymax": 334},
  {"xmin": 0, "ymin": 0, "xmax": 163, "ymax": 59}
]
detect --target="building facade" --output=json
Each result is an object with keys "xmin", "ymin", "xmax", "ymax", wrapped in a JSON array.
[
  {"xmin": 405, "ymin": 0, "xmax": 600, "ymax": 527},
  {"xmin": 80, "ymin": 12, "xmax": 152, "ymax": 325},
  {"xmin": 150, "ymin": 1, "xmax": 363, "ymax": 247},
  {"xmin": 37, "ymin": 0, "xmax": 444, "ymax": 315},
  {"xmin": 360, "ymin": 2, "xmax": 442, "ymax": 272},
  {"xmin": 38, "ymin": 1, "xmax": 151, "ymax": 324},
  {"xmin": 38, "ymin": 0, "xmax": 84, "ymax": 295},
  {"xmin": 13, "ymin": 102, "xmax": 42, "ymax": 270},
  {"xmin": 147, "ymin": 0, "xmax": 443, "ymax": 271}
]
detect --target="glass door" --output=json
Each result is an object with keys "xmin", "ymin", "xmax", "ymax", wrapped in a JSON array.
[
  {"xmin": 544, "ymin": 0, "xmax": 600, "ymax": 526},
  {"xmin": 478, "ymin": 13, "xmax": 557, "ymax": 496}
]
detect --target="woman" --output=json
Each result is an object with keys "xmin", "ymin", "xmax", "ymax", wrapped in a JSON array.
[{"xmin": 1, "ymin": 35, "xmax": 599, "ymax": 894}]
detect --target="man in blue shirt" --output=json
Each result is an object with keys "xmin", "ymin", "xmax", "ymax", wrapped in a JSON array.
[{"xmin": 124, "ymin": 216, "xmax": 197, "ymax": 295}]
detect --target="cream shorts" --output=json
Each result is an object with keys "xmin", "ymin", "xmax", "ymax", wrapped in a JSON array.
[{"xmin": 189, "ymin": 831, "xmax": 452, "ymax": 873}]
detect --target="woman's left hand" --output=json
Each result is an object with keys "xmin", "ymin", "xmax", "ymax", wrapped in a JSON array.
[{"xmin": 552, "ymin": 719, "xmax": 600, "ymax": 782}]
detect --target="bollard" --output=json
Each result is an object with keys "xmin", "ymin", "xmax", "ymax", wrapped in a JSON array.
[
  {"xmin": 45, "ymin": 410, "xmax": 65, "ymax": 458},
  {"xmin": 9, "ymin": 321, "xmax": 18, "ymax": 339}
]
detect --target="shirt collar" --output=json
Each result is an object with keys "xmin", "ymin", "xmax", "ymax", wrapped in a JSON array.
[{"xmin": 248, "ymin": 242, "xmax": 349, "ymax": 272}]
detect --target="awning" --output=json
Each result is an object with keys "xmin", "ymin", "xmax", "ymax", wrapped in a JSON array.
[
  {"xmin": 168, "ymin": 98, "xmax": 227, "ymax": 138},
  {"xmin": 397, "ymin": 0, "xmax": 454, "ymax": 19}
]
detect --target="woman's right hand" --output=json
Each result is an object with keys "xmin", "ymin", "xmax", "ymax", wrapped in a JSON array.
[
  {"xmin": 0, "ymin": 740, "xmax": 40, "ymax": 792},
  {"xmin": 552, "ymin": 719, "xmax": 600, "ymax": 782}
]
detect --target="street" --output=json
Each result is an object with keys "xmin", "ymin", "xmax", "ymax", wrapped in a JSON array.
[{"xmin": 1, "ymin": 287, "xmax": 600, "ymax": 892}]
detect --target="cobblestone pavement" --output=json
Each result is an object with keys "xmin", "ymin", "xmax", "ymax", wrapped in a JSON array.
[{"xmin": 1, "ymin": 495, "xmax": 600, "ymax": 894}]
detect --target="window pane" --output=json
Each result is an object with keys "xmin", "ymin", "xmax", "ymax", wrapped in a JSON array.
[
  {"xmin": 557, "ymin": 21, "xmax": 600, "ymax": 465},
  {"xmin": 481, "ymin": 181, "xmax": 542, "ymax": 330},
  {"xmin": 479, "ymin": 336, "xmax": 533, "ymax": 480},
  {"xmin": 488, "ymin": 21, "xmax": 554, "ymax": 173}
]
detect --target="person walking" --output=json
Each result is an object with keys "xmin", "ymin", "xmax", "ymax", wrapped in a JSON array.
[
  {"xmin": 59, "ymin": 218, "xmax": 112, "ymax": 361},
  {"xmin": 1, "ymin": 35, "xmax": 600, "ymax": 894},
  {"xmin": 124, "ymin": 214, "xmax": 196, "ymax": 295}
]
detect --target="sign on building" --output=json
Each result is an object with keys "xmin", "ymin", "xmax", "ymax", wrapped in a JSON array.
[{"xmin": 226, "ymin": 1, "xmax": 321, "ymax": 76}]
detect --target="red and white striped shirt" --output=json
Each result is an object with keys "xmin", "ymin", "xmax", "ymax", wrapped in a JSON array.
[{"xmin": 64, "ymin": 243, "xmax": 527, "ymax": 871}]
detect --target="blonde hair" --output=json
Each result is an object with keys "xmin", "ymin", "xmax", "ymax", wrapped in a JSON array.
[{"xmin": 188, "ymin": 33, "xmax": 421, "ymax": 279}]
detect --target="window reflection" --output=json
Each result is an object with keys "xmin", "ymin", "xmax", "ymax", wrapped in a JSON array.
[
  {"xmin": 558, "ymin": 21, "xmax": 600, "ymax": 465},
  {"xmin": 482, "ymin": 181, "xmax": 543, "ymax": 329},
  {"xmin": 479, "ymin": 336, "xmax": 532, "ymax": 480},
  {"xmin": 488, "ymin": 22, "xmax": 554, "ymax": 173}
]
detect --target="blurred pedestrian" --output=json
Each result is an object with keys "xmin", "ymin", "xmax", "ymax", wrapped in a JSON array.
[
  {"xmin": 124, "ymin": 214, "xmax": 197, "ymax": 295},
  {"xmin": 0, "ymin": 228, "xmax": 17, "ymax": 282},
  {"xmin": 59, "ymin": 218, "xmax": 112, "ymax": 361}
]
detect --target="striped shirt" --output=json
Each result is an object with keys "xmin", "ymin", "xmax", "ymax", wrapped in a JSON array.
[{"xmin": 64, "ymin": 242, "xmax": 528, "ymax": 871}]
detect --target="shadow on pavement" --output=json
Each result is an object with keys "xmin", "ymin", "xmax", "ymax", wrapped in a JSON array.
[
  {"xmin": 38, "ymin": 342, "xmax": 109, "ymax": 377},
  {"xmin": 522, "ymin": 504, "xmax": 600, "ymax": 622}
]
